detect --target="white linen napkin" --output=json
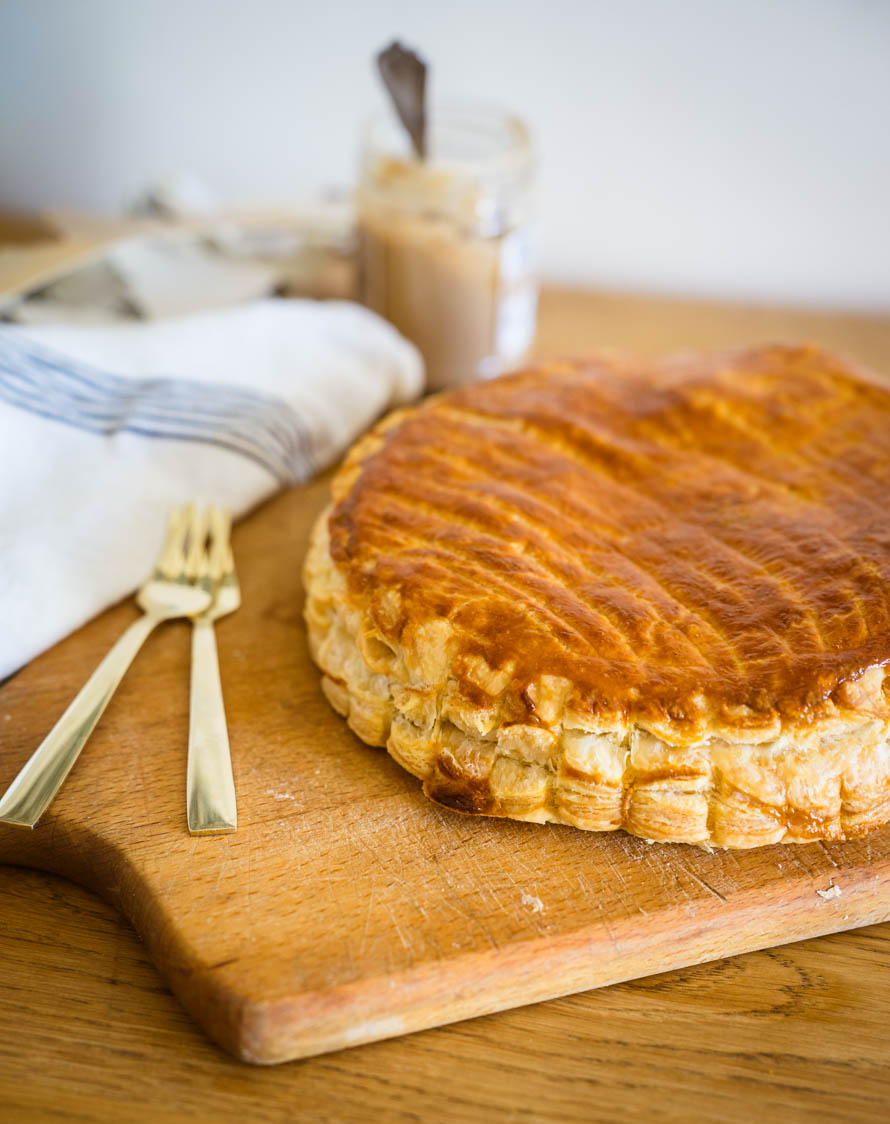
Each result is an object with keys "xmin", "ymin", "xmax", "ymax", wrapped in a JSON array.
[{"xmin": 0, "ymin": 298, "xmax": 423, "ymax": 678}]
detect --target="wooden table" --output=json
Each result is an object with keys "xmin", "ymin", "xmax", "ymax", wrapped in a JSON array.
[{"xmin": 2, "ymin": 287, "xmax": 890, "ymax": 1122}]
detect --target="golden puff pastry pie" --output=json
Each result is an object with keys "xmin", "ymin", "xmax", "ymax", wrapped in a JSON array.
[{"xmin": 303, "ymin": 346, "xmax": 890, "ymax": 848}]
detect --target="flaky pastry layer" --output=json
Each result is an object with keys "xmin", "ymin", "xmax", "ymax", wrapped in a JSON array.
[{"xmin": 305, "ymin": 507, "xmax": 890, "ymax": 848}]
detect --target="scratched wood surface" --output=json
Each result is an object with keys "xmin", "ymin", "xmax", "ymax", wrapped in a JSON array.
[{"xmin": 2, "ymin": 288, "xmax": 890, "ymax": 1104}]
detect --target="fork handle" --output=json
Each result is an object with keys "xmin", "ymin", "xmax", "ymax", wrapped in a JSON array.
[
  {"xmin": 0, "ymin": 613, "xmax": 161, "ymax": 828},
  {"xmin": 187, "ymin": 618, "xmax": 237, "ymax": 834}
]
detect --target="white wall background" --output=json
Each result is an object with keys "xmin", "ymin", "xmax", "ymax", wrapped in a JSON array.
[{"xmin": 1, "ymin": 0, "xmax": 889, "ymax": 308}]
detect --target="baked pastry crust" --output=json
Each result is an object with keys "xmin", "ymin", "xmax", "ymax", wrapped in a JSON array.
[{"xmin": 303, "ymin": 346, "xmax": 890, "ymax": 848}]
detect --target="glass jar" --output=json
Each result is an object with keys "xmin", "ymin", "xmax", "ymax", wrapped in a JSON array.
[{"xmin": 357, "ymin": 103, "xmax": 537, "ymax": 391}]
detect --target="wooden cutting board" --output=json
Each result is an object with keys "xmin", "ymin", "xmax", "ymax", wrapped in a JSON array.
[{"xmin": 2, "ymin": 470, "xmax": 890, "ymax": 1065}]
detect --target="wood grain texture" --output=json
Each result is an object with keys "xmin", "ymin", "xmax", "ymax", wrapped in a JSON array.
[
  {"xmin": 2, "ymin": 287, "xmax": 890, "ymax": 1114},
  {"xmin": 3, "ymin": 866, "xmax": 890, "ymax": 1123}
]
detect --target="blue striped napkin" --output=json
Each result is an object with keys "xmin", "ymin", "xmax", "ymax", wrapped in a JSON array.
[{"xmin": 0, "ymin": 299, "xmax": 422, "ymax": 676}]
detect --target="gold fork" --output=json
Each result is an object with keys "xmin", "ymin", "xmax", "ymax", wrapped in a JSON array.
[
  {"xmin": 186, "ymin": 506, "xmax": 240, "ymax": 835},
  {"xmin": 0, "ymin": 506, "xmax": 213, "ymax": 829}
]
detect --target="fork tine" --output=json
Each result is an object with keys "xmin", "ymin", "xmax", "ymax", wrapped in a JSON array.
[
  {"xmin": 156, "ymin": 507, "xmax": 187, "ymax": 578},
  {"xmin": 223, "ymin": 524, "xmax": 235, "ymax": 578},
  {"xmin": 222, "ymin": 509, "xmax": 235, "ymax": 573},
  {"xmin": 206, "ymin": 505, "xmax": 225, "ymax": 582},
  {"xmin": 184, "ymin": 505, "xmax": 209, "ymax": 581},
  {"xmin": 208, "ymin": 506, "xmax": 233, "ymax": 580}
]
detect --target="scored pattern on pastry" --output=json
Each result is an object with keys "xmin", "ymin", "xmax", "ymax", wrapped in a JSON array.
[{"xmin": 304, "ymin": 346, "xmax": 890, "ymax": 848}]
